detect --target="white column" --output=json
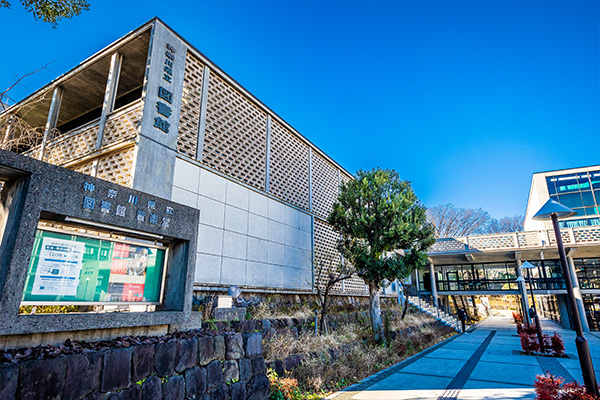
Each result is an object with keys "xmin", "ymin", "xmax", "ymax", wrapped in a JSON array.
[
  {"xmin": 95, "ymin": 52, "xmax": 122, "ymax": 151},
  {"xmin": 2, "ymin": 117, "xmax": 13, "ymax": 149},
  {"xmin": 516, "ymin": 259, "xmax": 532, "ymax": 325},
  {"xmin": 430, "ymin": 262, "xmax": 438, "ymax": 307},
  {"xmin": 567, "ymin": 255, "xmax": 590, "ymax": 332},
  {"xmin": 40, "ymin": 86, "xmax": 63, "ymax": 160}
]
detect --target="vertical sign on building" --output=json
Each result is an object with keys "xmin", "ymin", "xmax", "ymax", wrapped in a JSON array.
[
  {"xmin": 154, "ymin": 43, "xmax": 177, "ymax": 134},
  {"xmin": 134, "ymin": 20, "xmax": 186, "ymax": 198}
]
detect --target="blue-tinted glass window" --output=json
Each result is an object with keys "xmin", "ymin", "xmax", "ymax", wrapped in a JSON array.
[
  {"xmin": 585, "ymin": 207, "xmax": 599, "ymax": 216},
  {"xmin": 559, "ymin": 192, "xmax": 584, "ymax": 208},
  {"xmin": 546, "ymin": 177, "xmax": 557, "ymax": 195},
  {"xmin": 594, "ymin": 189, "xmax": 600, "ymax": 203},
  {"xmin": 577, "ymin": 173, "xmax": 591, "ymax": 189},
  {"xmin": 572, "ymin": 208, "xmax": 586, "ymax": 217},
  {"xmin": 590, "ymin": 172, "xmax": 600, "ymax": 189},
  {"xmin": 582, "ymin": 191, "xmax": 596, "ymax": 207},
  {"xmin": 556, "ymin": 176, "xmax": 580, "ymax": 193},
  {"xmin": 590, "ymin": 218, "xmax": 600, "ymax": 226}
]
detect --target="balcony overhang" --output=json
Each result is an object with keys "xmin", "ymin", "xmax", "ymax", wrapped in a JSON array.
[{"xmin": 2, "ymin": 25, "xmax": 151, "ymax": 132}]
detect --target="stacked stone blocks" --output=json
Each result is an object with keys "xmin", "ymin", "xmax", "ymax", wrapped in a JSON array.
[{"xmin": 0, "ymin": 332, "xmax": 269, "ymax": 400}]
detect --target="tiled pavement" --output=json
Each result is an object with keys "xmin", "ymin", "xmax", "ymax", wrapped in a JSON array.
[{"xmin": 329, "ymin": 314, "xmax": 600, "ymax": 400}]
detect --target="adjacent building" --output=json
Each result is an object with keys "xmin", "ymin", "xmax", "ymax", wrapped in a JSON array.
[{"xmin": 424, "ymin": 165, "xmax": 600, "ymax": 331}]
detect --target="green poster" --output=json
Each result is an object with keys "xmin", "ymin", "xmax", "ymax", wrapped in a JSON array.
[{"xmin": 22, "ymin": 229, "xmax": 166, "ymax": 304}]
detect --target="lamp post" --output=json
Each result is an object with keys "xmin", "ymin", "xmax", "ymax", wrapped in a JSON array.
[
  {"xmin": 519, "ymin": 262, "xmax": 545, "ymax": 353},
  {"xmin": 533, "ymin": 199, "xmax": 599, "ymax": 395}
]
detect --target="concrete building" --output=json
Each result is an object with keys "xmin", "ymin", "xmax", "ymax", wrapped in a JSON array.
[
  {"xmin": 0, "ymin": 18, "xmax": 374, "ymax": 298},
  {"xmin": 422, "ymin": 165, "xmax": 600, "ymax": 331}
]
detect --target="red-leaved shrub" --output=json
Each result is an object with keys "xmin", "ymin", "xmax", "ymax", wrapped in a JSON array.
[
  {"xmin": 520, "ymin": 331, "xmax": 539, "ymax": 354},
  {"xmin": 513, "ymin": 312, "xmax": 524, "ymax": 324},
  {"xmin": 534, "ymin": 373, "xmax": 600, "ymax": 400},
  {"xmin": 535, "ymin": 373, "xmax": 562, "ymax": 400},
  {"xmin": 550, "ymin": 332, "xmax": 565, "ymax": 357},
  {"xmin": 517, "ymin": 323, "xmax": 524, "ymax": 334}
]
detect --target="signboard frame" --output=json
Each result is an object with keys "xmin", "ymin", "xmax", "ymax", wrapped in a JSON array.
[{"xmin": 21, "ymin": 225, "xmax": 169, "ymax": 306}]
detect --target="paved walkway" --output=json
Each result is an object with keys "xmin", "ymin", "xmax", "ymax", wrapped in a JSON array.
[{"xmin": 329, "ymin": 314, "xmax": 600, "ymax": 400}]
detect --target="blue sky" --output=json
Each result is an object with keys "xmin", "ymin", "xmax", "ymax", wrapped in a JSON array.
[{"xmin": 2, "ymin": 0, "xmax": 599, "ymax": 218}]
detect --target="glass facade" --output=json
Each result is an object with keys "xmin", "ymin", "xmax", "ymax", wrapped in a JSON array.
[
  {"xmin": 520, "ymin": 260, "xmax": 566, "ymax": 290},
  {"xmin": 545, "ymin": 170, "xmax": 600, "ymax": 228},
  {"xmin": 574, "ymin": 258, "xmax": 600, "ymax": 289},
  {"xmin": 431, "ymin": 262, "xmax": 519, "ymax": 292},
  {"xmin": 428, "ymin": 259, "xmax": 600, "ymax": 292},
  {"xmin": 582, "ymin": 293, "xmax": 600, "ymax": 331}
]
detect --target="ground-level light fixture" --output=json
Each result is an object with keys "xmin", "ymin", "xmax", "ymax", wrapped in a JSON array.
[
  {"xmin": 514, "ymin": 276, "xmax": 529, "ymax": 325},
  {"xmin": 533, "ymin": 199, "xmax": 599, "ymax": 395},
  {"xmin": 519, "ymin": 261, "xmax": 545, "ymax": 353}
]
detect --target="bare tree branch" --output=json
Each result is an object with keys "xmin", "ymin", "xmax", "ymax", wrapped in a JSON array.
[
  {"xmin": 427, "ymin": 204, "xmax": 490, "ymax": 238},
  {"xmin": 427, "ymin": 204, "xmax": 525, "ymax": 238}
]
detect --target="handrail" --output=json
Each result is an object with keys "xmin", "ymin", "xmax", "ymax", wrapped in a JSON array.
[{"xmin": 429, "ymin": 225, "xmax": 600, "ymax": 254}]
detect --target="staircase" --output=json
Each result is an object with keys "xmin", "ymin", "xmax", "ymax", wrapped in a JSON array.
[{"xmin": 407, "ymin": 296, "xmax": 461, "ymax": 332}]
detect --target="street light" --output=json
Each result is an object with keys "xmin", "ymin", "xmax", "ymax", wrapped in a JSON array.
[
  {"xmin": 533, "ymin": 198, "xmax": 599, "ymax": 395},
  {"xmin": 519, "ymin": 261, "xmax": 545, "ymax": 353}
]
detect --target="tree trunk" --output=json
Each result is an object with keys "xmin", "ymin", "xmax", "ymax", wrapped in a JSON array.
[
  {"xmin": 471, "ymin": 295, "xmax": 479, "ymax": 318},
  {"xmin": 368, "ymin": 283, "xmax": 384, "ymax": 343},
  {"xmin": 400, "ymin": 282, "xmax": 409, "ymax": 320},
  {"xmin": 320, "ymin": 292, "xmax": 329, "ymax": 335}
]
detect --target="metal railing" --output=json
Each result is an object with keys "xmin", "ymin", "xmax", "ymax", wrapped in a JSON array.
[{"xmin": 429, "ymin": 225, "xmax": 600, "ymax": 254}]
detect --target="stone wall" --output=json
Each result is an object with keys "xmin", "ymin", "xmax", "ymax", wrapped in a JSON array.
[
  {"xmin": 0, "ymin": 332, "xmax": 269, "ymax": 400},
  {"xmin": 200, "ymin": 310, "xmax": 397, "ymax": 338}
]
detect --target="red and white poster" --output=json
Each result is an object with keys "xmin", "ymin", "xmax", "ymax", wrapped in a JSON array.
[{"xmin": 106, "ymin": 243, "xmax": 149, "ymax": 302}]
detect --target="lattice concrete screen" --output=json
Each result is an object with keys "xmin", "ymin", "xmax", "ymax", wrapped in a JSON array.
[
  {"xmin": 102, "ymin": 102, "xmax": 142, "ymax": 147},
  {"xmin": 313, "ymin": 219, "xmax": 367, "ymax": 292},
  {"xmin": 177, "ymin": 52, "xmax": 205, "ymax": 159},
  {"xmin": 269, "ymin": 120, "xmax": 310, "ymax": 210},
  {"xmin": 44, "ymin": 123, "xmax": 99, "ymax": 166},
  {"xmin": 311, "ymin": 152, "xmax": 339, "ymax": 219},
  {"xmin": 202, "ymin": 72, "xmax": 267, "ymax": 190},
  {"xmin": 72, "ymin": 161, "xmax": 94, "ymax": 176},
  {"xmin": 574, "ymin": 227, "xmax": 600, "ymax": 243},
  {"xmin": 468, "ymin": 234, "xmax": 515, "ymax": 250},
  {"xmin": 96, "ymin": 145, "xmax": 136, "ymax": 187}
]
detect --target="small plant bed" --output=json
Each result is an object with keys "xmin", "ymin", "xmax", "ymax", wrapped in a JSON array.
[
  {"xmin": 534, "ymin": 373, "xmax": 600, "ymax": 400},
  {"xmin": 516, "ymin": 324, "xmax": 567, "ymax": 357},
  {"xmin": 265, "ymin": 310, "xmax": 456, "ymax": 399},
  {"xmin": 512, "ymin": 350, "xmax": 572, "ymax": 359},
  {"xmin": 512, "ymin": 311, "xmax": 524, "ymax": 324}
]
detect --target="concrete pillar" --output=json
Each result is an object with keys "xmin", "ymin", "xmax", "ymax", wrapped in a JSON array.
[
  {"xmin": 516, "ymin": 259, "xmax": 532, "ymax": 325},
  {"xmin": 132, "ymin": 20, "xmax": 186, "ymax": 199},
  {"xmin": 429, "ymin": 262, "xmax": 438, "ymax": 307},
  {"xmin": 557, "ymin": 294, "xmax": 573, "ymax": 329},
  {"xmin": 195, "ymin": 66, "xmax": 210, "ymax": 161},
  {"xmin": 265, "ymin": 115, "xmax": 271, "ymax": 192},
  {"xmin": 567, "ymin": 256, "xmax": 590, "ymax": 332},
  {"xmin": 95, "ymin": 52, "xmax": 122, "ymax": 151},
  {"xmin": 2, "ymin": 117, "xmax": 12, "ymax": 149},
  {"xmin": 308, "ymin": 148, "xmax": 313, "ymax": 212},
  {"xmin": 40, "ymin": 86, "xmax": 63, "ymax": 160}
]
